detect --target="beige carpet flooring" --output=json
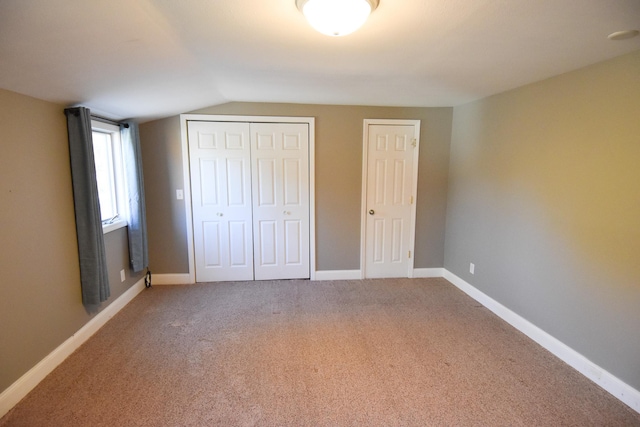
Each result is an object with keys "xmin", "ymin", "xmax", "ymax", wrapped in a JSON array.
[{"xmin": 2, "ymin": 278, "xmax": 639, "ymax": 426}]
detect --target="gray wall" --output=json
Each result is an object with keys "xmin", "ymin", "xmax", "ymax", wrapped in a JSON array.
[
  {"xmin": 140, "ymin": 103, "xmax": 453, "ymax": 273},
  {"xmin": 445, "ymin": 51, "xmax": 640, "ymax": 390},
  {"xmin": 0, "ymin": 89, "xmax": 145, "ymax": 393}
]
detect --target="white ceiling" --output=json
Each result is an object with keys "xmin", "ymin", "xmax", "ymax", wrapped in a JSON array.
[{"xmin": 1, "ymin": 0, "xmax": 639, "ymax": 122}]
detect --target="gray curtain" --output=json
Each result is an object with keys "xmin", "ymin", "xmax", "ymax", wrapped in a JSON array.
[
  {"xmin": 120, "ymin": 122, "xmax": 149, "ymax": 273},
  {"xmin": 64, "ymin": 107, "xmax": 110, "ymax": 305}
]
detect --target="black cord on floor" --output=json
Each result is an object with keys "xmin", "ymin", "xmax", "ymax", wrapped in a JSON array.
[{"xmin": 145, "ymin": 269, "xmax": 152, "ymax": 288}]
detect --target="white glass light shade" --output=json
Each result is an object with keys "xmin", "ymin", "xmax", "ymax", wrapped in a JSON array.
[{"xmin": 296, "ymin": 0, "xmax": 379, "ymax": 37}]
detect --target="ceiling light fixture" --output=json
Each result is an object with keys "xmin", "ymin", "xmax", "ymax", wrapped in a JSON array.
[{"xmin": 296, "ymin": 0, "xmax": 379, "ymax": 37}]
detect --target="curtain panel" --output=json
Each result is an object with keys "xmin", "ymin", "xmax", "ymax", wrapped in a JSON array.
[
  {"xmin": 64, "ymin": 107, "xmax": 110, "ymax": 305},
  {"xmin": 120, "ymin": 122, "xmax": 149, "ymax": 273}
]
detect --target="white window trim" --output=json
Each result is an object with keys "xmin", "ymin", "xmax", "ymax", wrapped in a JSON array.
[
  {"xmin": 91, "ymin": 120, "xmax": 128, "ymax": 234},
  {"xmin": 102, "ymin": 218, "xmax": 127, "ymax": 234}
]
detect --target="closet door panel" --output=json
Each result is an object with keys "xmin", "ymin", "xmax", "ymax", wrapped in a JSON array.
[
  {"xmin": 188, "ymin": 121, "xmax": 254, "ymax": 282},
  {"xmin": 251, "ymin": 123, "xmax": 310, "ymax": 280}
]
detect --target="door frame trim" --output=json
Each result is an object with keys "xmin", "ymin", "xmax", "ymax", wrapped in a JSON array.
[
  {"xmin": 360, "ymin": 119, "xmax": 421, "ymax": 279},
  {"xmin": 180, "ymin": 114, "xmax": 316, "ymax": 283}
]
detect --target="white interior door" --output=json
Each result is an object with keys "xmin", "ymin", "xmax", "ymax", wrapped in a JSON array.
[
  {"xmin": 251, "ymin": 123, "xmax": 310, "ymax": 280},
  {"xmin": 363, "ymin": 123, "xmax": 419, "ymax": 278},
  {"xmin": 188, "ymin": 121, "xmax": 254, "ymax": 282}
]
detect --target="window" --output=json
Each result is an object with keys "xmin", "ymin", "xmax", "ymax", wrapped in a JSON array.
[{"xmin": 91, "ymin": 120, "xmax": 127, "ymax": 233}]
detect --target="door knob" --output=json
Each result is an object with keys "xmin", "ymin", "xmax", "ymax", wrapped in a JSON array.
[{"xmin": 369, "ymin": 209, "xmax": 375, "ymax": 215}]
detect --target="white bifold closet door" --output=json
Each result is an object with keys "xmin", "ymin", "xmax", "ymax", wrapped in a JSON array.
[
  {"xmin": 188, "ymin": 121, "xmax": 254, "ymax": 282},
  {"xmin": 251, "ymin": 123, "xmax": 309, "ymax": 280},
  {"xmin": 188, "ymin": 121, "xmax": 310, "ymax": 282}
]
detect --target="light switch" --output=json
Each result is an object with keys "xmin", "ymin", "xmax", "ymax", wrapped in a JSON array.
[{"xmin": 176, "ymin": 189, "xmax": 184, "ymax": 200}]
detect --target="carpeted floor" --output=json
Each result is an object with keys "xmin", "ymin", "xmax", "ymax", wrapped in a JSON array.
[{"xmin": 2, "ymin": 278, "xmax": 639, "ymax": 426}]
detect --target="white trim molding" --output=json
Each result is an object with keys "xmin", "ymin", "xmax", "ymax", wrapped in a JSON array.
[
  {"xmin": 412, "ymin": 268, "xmax": 445, "ymax": 278},
  {"xmin": 102, "ymin": 218, "xmax": 127, "ymax": 234},
  {"xmin": 0, "ymin": 278, "xmax": 147, "ymax": 419},
  {"xmin": 442, "ymin": 269, "xmax": 640, "ymax": 414},
  {"xmin": 314, "ymin": 270, "xmax": 362, "ymax": 281},
  {"xmin": 151, "ymin": 273, "xmax": 194, "ymax": 285},
  {"xmin": 180, "ymin": 114, "xmax": 317, "ymax": 283}
]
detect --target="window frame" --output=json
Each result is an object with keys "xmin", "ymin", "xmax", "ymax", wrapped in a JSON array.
[{"xmin": 91, "ymin": 120, "xmax": 128, "ymax": 234}]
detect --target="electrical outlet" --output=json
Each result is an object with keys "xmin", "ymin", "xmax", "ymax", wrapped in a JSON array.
[
  {"xmin": 470, "ymin": 263, "xmax": 475, "ymax": 275},
  {"xmin": 120, "ymin": 269, "xmax": 126, "ymax": 282},
  {"xmin": 176, "ymin": 189, "xmax": 184, "ymax": 200}
]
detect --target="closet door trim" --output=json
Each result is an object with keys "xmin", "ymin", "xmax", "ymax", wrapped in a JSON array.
[{"xmin": 180, "ymin": 114, "xmax": 316, "ymax": 283}]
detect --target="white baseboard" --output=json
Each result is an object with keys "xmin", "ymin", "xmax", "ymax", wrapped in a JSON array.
[
  {"xmin": 442, "ymin": 269, "xmax": 640, "ymax": 414},
  {"xmin": 412, "ymin": 268, "xmax": 445, "ymax": 278},
  {"xmin": 151, "ymin": 273, "xmax": 193, "ymax": 285},
  {"xmin": 314, "ymin": 268, "xmax": 445, "ymax": 280},
  {"xmin": 314, "ymin": 270, "xmax": 362, "ymax": 281},
  {"xmin": 152, "ymin": 271, "xmax": 367, "ymax": 284},
  {"xmin": 0, "ymin": 277, "xmax": 147, "ymax": 419}
]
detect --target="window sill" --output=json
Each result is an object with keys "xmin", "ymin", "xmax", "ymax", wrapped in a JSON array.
[{"xmin": 103, "ymin": 219, "xmax": 127, "ymax": 234}]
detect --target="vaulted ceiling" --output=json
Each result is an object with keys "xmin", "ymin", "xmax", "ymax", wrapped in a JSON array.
[{"xmin": 1, "ymin": 0, "xmax": 639, "ymax": 121}]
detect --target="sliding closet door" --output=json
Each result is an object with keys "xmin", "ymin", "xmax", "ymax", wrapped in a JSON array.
[
  {"xmin": 188, "ymin": 121, "xmax": 254, "ymax": 282},
  {"xmin": 251, "ymin": 123, "xmax": 310, "ymax": 280}
]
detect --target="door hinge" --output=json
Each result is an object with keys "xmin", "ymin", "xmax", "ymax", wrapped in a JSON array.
[
  {"xmin": 411, "ymin": 138, "xmax": 417, "ymax": 147},
  {"xmin": 410, "ymin": 196, "xmax": 414, "ymax": 204},
  {"xmin": 408, "ymin": 250, "xmax": 411, "ymax": 258}
]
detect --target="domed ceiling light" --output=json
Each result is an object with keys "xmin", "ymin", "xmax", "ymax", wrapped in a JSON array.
[{"xmin": 296, "ymin": 0, "xmax": 379, "ymax": 37}]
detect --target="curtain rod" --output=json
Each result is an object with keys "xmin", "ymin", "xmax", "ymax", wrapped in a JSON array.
[{"xmin": 91, "ymin": 115, "xmax": 129, "ymax": 128}]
